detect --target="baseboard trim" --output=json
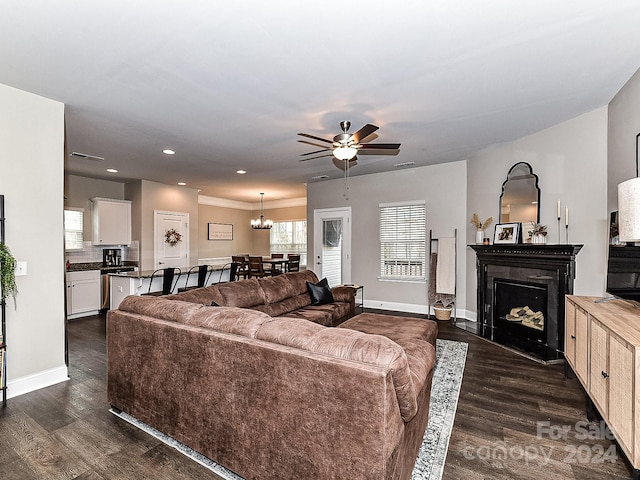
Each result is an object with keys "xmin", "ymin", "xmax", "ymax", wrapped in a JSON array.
[
  {"xmin": 363, "ymin": 299, "xmax": 475, "ymax": 321},
  {"xmin": 7, "ymin": 365, "xmax": 69, "ymax": 399}
]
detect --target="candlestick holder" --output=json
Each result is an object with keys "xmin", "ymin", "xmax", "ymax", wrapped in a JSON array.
[
  {"xmin": 565, "ymin": 224, "xmax": 569, "ymax": 244},
  {"xmin": 557, "ymin": 217, "xmax": 561, "ymax": 244}
]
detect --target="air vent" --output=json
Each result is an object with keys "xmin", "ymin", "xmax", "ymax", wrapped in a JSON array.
[
  {"xmin": 311, "ymin": 175, "xmax": 330, "ymax": 180},
  {"xmin": 69, "ymin": 152, "xmax": 105, "ymax": 161},
  {"xmin": 394, "ymin": 161, "xmax": 415, "ymax": 168}
]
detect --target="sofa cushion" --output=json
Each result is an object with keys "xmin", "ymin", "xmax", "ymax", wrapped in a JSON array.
[
  {"xmin": 258, "ymin": 274, "xmax": 296, "ymax": 304},
  {"xmin": 284, "ymin": 269, "xmax": 319, "ymax": 295},
  {"xmin": 118, "ymin": 295, "xmax": 206, "ymax": 322},
  {"xmin": 216, "ymin": 278, "xmax": 266, "ymax": 308},
  {"xmin": 279, "ymin": 307, "xmax": 334, "ymax": 326},
  {"xmin": 267, "ymin": 293, "xmax": 311, "ymax": 317},
  {"xmin": 165, "ymin": 284, "xmax": 224, "ymax": 306},
  {"xmin": 307, "ymin": 278, "xmax": 334, "ymax": 305}
]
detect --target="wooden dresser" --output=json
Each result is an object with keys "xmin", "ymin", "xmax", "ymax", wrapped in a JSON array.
[{"xmin": 565, "ymin": 295, "xmax": 640, "ymax": 478}]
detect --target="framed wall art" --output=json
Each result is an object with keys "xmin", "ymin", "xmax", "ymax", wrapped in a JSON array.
[
  {"xmin": 493, "ymin": 223, "xmax": 521, "ymax": 244},
  {"xmin": 208, "ymin": 222, "xmax": 233, "ymax": 241},
  {"xmin": 636, "ymin": 132, "xmax": 640, "ymax": 177}
]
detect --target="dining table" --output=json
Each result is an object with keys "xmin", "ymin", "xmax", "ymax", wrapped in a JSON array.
[{"xmin": 261, "ymin": 257, "xmax": 288, "ymax": 275}]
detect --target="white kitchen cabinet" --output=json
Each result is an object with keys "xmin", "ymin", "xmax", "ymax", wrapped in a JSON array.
[
  {"xmin": 66, "ymin": 270, "xmax": 101, "ymax": 319},
  {"xmin": 91, "ymin": 197, "xmax": 131, "ymax": 245}
]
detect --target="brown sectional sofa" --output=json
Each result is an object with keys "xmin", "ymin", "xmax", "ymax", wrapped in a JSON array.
[
  {"xmin": 107, "ymin": 271, "xmax": 438, "ymax": 479},
  {"xmin": 165, "ymin": 269, "xmax": 355, "ymax": 326}
]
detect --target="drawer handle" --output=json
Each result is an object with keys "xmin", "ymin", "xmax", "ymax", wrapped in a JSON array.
[{"xmin": 601, "ymin": 371, "xmax": 609, "ymax": 379}]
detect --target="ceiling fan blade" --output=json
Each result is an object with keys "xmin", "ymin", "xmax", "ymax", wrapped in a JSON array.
[
  {"xmin": 300, "ymin": 148, "xmax": 331, "ymax": 156},
  {"xmin": 299, "ymin": 153, "xmax": 334, "ymax": 162},
  {"xmin": 298, "ymin": 132, "xmax": 333, "ymax": 144},
  {"xmin": 359, "ymin": 143, "xmax": 401, "ymax": 150},
  {"xmin": 351, "ymin": 124, "xmax": 379, "ymax": 143},
  {"xmin": 298, "ymin": 139, "xmax": 331, "ymax": 149}
]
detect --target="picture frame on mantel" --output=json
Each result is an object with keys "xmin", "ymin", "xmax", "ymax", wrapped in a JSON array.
[
  {"xmin": 494, "ymin": 222, "xmax": 521, "ymax": 244},
  {"xmin": 208, "ymin": 222, "xmax": 233, "ymax": 241}
]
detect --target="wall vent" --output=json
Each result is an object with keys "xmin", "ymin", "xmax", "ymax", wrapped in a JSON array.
[
  {"xmin": 69, "ymin": 152, "xmax": 105, "ymax": 161},
  {"xmin": 311, "ymin": 175, "xmax": 330, "ymax": 180},
  {"xmin": 394, "ymin": 161, "xmax": 415, "ymax": 168}
]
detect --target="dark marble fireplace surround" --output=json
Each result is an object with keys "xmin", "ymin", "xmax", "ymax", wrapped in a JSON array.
[{"xmin": 470, "ymin": 244, "xmax": 583, "ymax": 361}]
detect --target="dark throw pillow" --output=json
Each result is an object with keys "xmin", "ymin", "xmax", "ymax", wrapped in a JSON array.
[{"xmin": 306, "ymin": 278, "xmax": 334, "ymax": 306}]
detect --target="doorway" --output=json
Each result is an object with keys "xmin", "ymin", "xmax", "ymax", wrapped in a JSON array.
[
  {"xmin": 154, "ymin": 210, "xmax": 189, "ymax": 269},
  {"xmin": 313, "ymin": 207, "xmax": 351, "ymax": 286}
]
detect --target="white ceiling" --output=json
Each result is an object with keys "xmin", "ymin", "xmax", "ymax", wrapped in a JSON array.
[{"xmin": 2, "ymin": 1, "xmax": 640, "ymax": 203}]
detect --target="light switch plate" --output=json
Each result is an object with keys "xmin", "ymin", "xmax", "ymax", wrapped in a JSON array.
[{"xmin": 16, "ymin": 261, "xmax": 27, "ymax": 276}]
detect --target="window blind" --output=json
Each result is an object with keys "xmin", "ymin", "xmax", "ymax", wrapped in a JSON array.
[
  {"xmin": 270, "ymin": 220, "xmax": 307, "ymax": 266},
  {"xmin": 379, "ymin": 201, "xmax": 426, "ymax": 279},
  {"xmin": 64, "ymin": 208, "xmax": 84, "ymax": 250}
]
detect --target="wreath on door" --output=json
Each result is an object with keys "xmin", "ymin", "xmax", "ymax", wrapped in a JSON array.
[{"xmin": 164, "ymin": 228, "xmax": 183, "ymax": 246}]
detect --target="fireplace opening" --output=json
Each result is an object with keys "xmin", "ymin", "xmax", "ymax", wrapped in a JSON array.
[{"xmin": 494, "ymin": 278, "xmax": 548, "ymax": 355}]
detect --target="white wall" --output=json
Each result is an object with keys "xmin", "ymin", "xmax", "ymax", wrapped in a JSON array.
[
  {"xmin": 608, "ymin": 66, "xmax": 640, "ymax": 211},
  {"xmin": 307, "ymin": 161, "xmax": 467, "ymax": 315},
  {"xmin": 0, "ymin": 83, "xmax": 67, "ymax": 397},
  {"xmin": 466, "ymin": 107, "xmax": 609, "ymax": 316}
]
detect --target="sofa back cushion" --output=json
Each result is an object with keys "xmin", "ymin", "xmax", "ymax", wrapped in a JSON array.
[
  {"xmin": 284, "ymin": 270, "xmax": 318, "ymax": 295},
  {"xmin": 165, "ymin": 284, "xmax": 224, "ymax": 306},
  {"xmin": 258, "ymin": 275, "xmax": 296, "ymax": 304},
  {"xmin": 216, "ymin": 278, "xmax": 266, "ymax": 308}
]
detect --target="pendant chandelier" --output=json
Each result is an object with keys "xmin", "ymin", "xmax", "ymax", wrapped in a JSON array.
[{"xmin": 251, "ymin": 192, "xmax": 273, "ymax": 230}]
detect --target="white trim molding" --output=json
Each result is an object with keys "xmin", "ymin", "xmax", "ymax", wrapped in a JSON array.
[
  {"xmin": 7, "ymin": 365, "xmax": 69, "ymax": 399},
  {"xmin": 199, "ymin": 195, "xmax": 306, "ymax": 211}
]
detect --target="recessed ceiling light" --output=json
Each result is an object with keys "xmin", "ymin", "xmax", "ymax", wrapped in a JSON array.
[
  {"xmin": 237, "ymin": 169, "xmax": 247, "ymax": 174},
  {"xmin": 178, "ymin": 182, "xmax": 186, "ymax": 186},
  {"xmin": 106, "ymin": 168, "xmax": 118, "ymax": 173},
  {"xmin": 163, "ymin": 149, "xmax": 175, "ymax": 155}
]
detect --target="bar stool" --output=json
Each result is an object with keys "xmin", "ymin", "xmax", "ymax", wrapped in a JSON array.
[
  {"xmin": 146, "ymin": 267, "xmax": 181, "ymax": 296},
  {"xmin": 178, "ymin": 265, "xmax": 210, "ymax": 292}
]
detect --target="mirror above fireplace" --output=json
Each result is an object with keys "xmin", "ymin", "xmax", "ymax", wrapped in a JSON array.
[{"xmin": 499, "ymin": 162, "xmax": 540, "ymax": 224}]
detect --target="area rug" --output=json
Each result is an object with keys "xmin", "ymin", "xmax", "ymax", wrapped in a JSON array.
[{"xmin": 110, "ymin": 338, "xmax": 467, "ymax": 480}]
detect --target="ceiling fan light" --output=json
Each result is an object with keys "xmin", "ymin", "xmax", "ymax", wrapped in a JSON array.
[{"xmin": 333, "ymin": 146, "xmax": 358, "ymax": 160}]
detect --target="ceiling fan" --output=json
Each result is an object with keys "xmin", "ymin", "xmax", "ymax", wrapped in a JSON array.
[{"xmin": 297, "ymin": 121, "xmax": 400, "ymax": 166}]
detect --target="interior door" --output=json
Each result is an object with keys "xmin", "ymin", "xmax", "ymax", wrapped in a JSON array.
[
  {"xmin": 154, "ymin": 211, "xmax": 189, "ymax": 269},
  {"xmin": 313, "ymin": 208, "xmax": 351, "ymax": 286}
]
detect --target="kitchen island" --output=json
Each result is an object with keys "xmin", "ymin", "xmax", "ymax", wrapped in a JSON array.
[{"xmin": 109, "ymin": 264, "xmax": 232, "ymax": 310}]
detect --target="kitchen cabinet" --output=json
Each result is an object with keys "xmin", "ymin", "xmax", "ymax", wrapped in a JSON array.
[
  {"xmin": 66, "ymin": 270, "xmax": 101, "ymax": 319},
  {"xmin": 565, "ymin": 296, "xmax": 640, "ymax": 478},
  {"xmin": 91, "ymin": 197, "xmax": 131, "ymax": 245}
]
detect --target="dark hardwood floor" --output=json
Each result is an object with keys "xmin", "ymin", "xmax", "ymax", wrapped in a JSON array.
[{"xmin": 0, "ymin": 312, "xmax": 633, "ymax": 479}]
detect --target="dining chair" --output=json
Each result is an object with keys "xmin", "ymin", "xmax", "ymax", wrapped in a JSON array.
[
  {"xmin": 287, "ymin": 254, "xmax": 301, "ymax": 272},
  {"xmin": 248, "ymin": 256, "xmax": 266, "ymax": 278},
  {"xmin": 178, "ymin": 265, "xmax": 209, "ymax": 292},
  {"xmin": 269, "ymin": 253, "xmax": 284, "ymax": 275},
  {"xmin": 146, "ymin": 267, "xmax": 181, "ymax": 296},
  {"xmin": 232, "ymin": 255, "xmax": 250, "ymax": 279}
]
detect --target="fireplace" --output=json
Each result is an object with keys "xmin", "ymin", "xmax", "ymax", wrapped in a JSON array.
[{"xmin": 470, "ymin": 244, "xmax": 582, "ymax": 361}]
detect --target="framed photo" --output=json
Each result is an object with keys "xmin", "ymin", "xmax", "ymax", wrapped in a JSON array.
[
  {"xmin": 494, "ymin": 223, "xmax": 520, "ymax": 244},
  {"xmin": 208, "ymin": 223, "xmax": 233, "ymax": 241}
]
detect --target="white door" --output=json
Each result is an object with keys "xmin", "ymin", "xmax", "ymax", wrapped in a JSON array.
[
  {"xmin": 313, "ymin": 208, "xmax": 351, "ymax": 286},
  {"xmin": 154, "ymin": 211, "xmax": 189, "ymax": 269}
]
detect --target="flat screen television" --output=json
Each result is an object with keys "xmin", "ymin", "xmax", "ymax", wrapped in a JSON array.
[{"xmin": 606, "ymin": 244, "xmax": 640, "ymax": 304}]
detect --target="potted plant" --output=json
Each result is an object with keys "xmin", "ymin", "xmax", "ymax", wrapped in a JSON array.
[
  {"xmin": 528, "ymin": 222, "xmax": 548, "ymax": 244},
  {"xmin": 471, "ymin": 213, "xmax": 493, "ymax": 244},
  {"xmin": 0, "ymin": 243, "xmax": 17, "ymax": 308}
]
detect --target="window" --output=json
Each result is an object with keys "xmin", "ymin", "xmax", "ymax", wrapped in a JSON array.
[
  {"xmin": 64, "ymin": 208, "xmax": 84, "ymax": 250},
  {"xmin": 379, "ymin": 201, "xmax": 426, "ymax": 280},
  {"xmin": 270, "ymin": 220, "xmax": 307, "ymax": 266}
]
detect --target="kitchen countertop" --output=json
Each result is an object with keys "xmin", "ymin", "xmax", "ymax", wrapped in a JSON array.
[
  {"xmin": 66, "ymin": 262, "xmax": 138, "ymax": 272},
  {"xmin": 109, "ymin": 264, "xmax": 230, "ymax": 278}
]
